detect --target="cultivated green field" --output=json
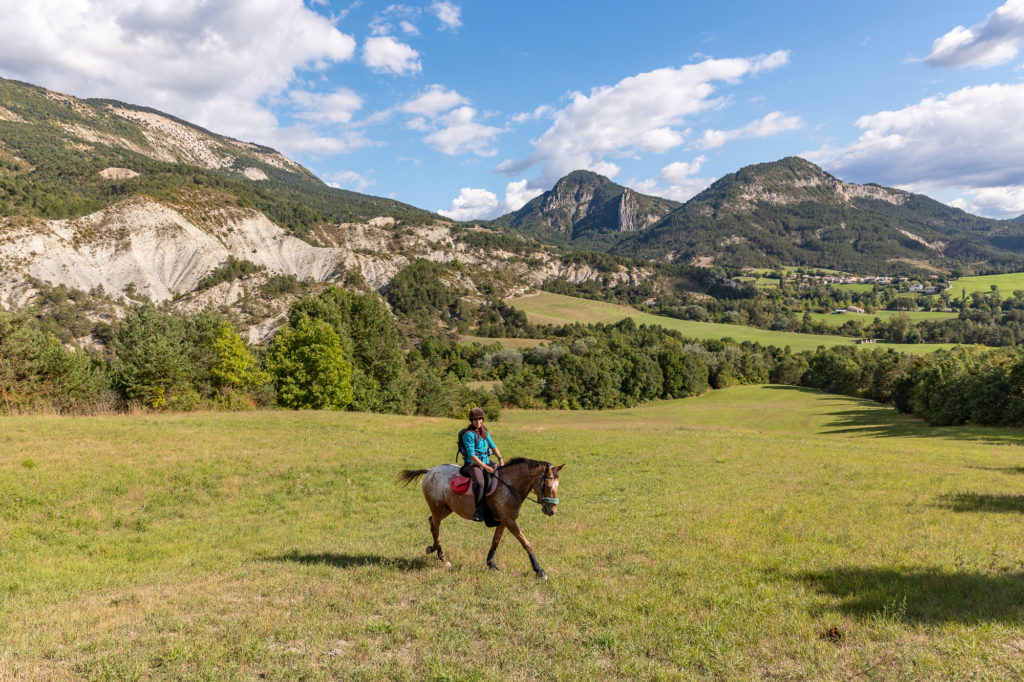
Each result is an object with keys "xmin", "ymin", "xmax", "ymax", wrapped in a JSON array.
[
  {"xmin": 831, "ymin": 283, "xmax": 875, "ymax": 294},
  {"xmin": 953, "ymin": 272, "xmax": 1024, "ymax": 297},
  {"xmin": 4, "ymin": 389, "xmax": 1024, "ymax": 679},
  {"xmin": 509, "ymin": 292, "xmax": 956, "ymax": 353},
  {"xmin": 809, "ymin": 310, "xmax": 958, "ymax": 326}
]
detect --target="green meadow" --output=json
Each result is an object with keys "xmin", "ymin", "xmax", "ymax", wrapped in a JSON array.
[
  {"xmin": 953, "ymin": 272, "xmax": 1024, "ymax": 297},
  {"xmin": 508, "ymin": 292, "xmax": 956, "ymax": 353},
  {"xmin": 4, "ymin": 387, "xmax": 1024, "ymax": 679},
  {"xmin": 809, "ymin": 310, "xmax": 958, "ymax": 326}
]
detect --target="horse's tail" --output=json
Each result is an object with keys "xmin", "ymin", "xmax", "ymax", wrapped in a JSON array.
[{"xmin": 397, "ymin": 468, "xmax": 430, "ymax": 487}]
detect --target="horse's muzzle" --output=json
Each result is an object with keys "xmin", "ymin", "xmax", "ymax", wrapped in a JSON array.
[{"xmin": 543, "ymin": 505, "xmax": 557, "ymax": 516}]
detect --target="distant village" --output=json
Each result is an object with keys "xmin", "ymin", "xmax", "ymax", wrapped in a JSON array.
[{"xmin": 787, "ymin": 272, "xmax": 946, "ymax": 295}]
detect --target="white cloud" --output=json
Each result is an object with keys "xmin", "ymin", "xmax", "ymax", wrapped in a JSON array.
[
  {"xmin": 290, "ymin": 88, "xmax": 363, "ymax": 125},
  {"xmin": 499, "ymin": 51, "xmax": 790, "ymax": 186},
  {"xmin": 399, "ymin": 85, "xmax": 468, "ymax": 117},
  {"xmin": 270, "ymin": 125, "xmax": 377, "ymax": 155},
  {"xmin": 628, "ymin": 156, "xmax": 714, "ymax": 202},
  {"xmin": 325, "ymin": 169, "xmax": 374, "ymax": 192},
  {"xmin": 926, "ymin": 0, "xmax": 1024, "ymax": 68},
  {"xmin": 363, "ymin": 36, "xmax": 421, "ymax": 75},
  {"xmin": 0, "ymin": 0, "xmax": 357, "ymax": 145},
  {"xmin": 369, "ymin": 5, "xmax": 421, "ymax": 37},
  {"xmin": 811, "ymin": 83, "xmax": 1024, "ymax": 193},
  {"xmin": 510, "ymin": 105, "xmax": 554, "ymax": 124},
  {"xmin": 697, "ymin": 111, "xmax": 804, "ymax": 149},
  {"xmin": 439, "ymin": 187, "xmax": 500, "ymax": 220},
  {"xmin": 953, "ymin": 186, "xmax": 1024, "ymax": 218},
  {"xmin": 503, "ymin": 179, "xmax": 543, "ymax": 212},
  {"xmin": 423, "ymin": 106, "xmax": 504, "ymax": 156},
  {"xmin": 660, "ymin": 156, "xmax": 707, "ymax": 183},
  {"xmin": 431, "ymin": 2, "xmax": 462, "ymax": 31}
]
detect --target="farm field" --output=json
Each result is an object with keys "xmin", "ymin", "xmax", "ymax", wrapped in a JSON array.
[
  {"xmin": 509, "ymin": 292, "xmax": 957, "ymax": 353},
  {"xmin": 809, "ymin": 310, "xmax": 958, "ymax": 326},
  {"xmin": 953, "ymin": 272, "xmax": 1024, "ymax": 297},
  {"xmin": 4, "ymin": 388, "xmax": 1024, "ymax": 678}
]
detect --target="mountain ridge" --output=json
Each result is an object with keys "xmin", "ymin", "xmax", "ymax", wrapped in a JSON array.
[{"xmin": 492, "ymin": 157, "xmax": 1024, "ymax": 274}]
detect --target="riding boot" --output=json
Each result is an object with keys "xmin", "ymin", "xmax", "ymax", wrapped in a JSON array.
[{"xmin": 472, "ymin": 485, "xmax": 484, "ymax": 522}]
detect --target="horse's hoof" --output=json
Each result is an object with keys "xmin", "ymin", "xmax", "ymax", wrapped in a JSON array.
[
  {"xmin": 443, "ymin": 561, "xmax": 452, "ymax": 569},
  {"xmin": 425, "ymin": 544, "xmax": 436, "ymax": 555},
  {"xmin": 487, "ymin": 561, "xmax": 500, "ymax": 571},
  {"xmin": 536, "ymin": 570, "xmax": 547, "ymax": 580}
]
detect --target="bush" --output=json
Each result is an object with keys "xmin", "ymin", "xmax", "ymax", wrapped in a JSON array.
[{"xmin": 265, "ymin": 317, "xmax": 353, "ymax": 410}]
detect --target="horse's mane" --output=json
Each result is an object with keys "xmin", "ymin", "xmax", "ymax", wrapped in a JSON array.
[{"xmin": 503, "ymin": 457, "xmax": 549, "ymax": 470}]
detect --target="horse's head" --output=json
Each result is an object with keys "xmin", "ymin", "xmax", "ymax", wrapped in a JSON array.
[{"xmin": 534, "ymin": 463, "xmax": 564, "ymax": 516}]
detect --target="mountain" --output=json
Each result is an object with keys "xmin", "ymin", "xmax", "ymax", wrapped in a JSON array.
[
  {"xmin": 0, "ymin": 78, "xmax": 438, "ymax": 238},
  {"xmin": 1, "ymin": 78, "xmax": 687, "ymax": 341},
  {"xmin": 496, "ymin": 158, "xmax": 1024, "ymax": 274},
  {"xmin": 490, "ymin": 170, "xmax": 681, "ymax": 251}
]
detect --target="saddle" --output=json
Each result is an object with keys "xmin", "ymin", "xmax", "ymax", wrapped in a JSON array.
[{"xmin": 450, "ymin": 474, "xmax": 498, "ymax": 496}]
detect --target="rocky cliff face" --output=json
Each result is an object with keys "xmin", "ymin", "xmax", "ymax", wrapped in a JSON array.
[{"xmin": 492, "ymin": 170, "xmax": 680, "ymax": 245}]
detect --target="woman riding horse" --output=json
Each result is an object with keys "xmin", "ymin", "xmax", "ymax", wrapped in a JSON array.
[{"xmin": 462, "ymin": 406, "xmax": 503, "ymax": 522}]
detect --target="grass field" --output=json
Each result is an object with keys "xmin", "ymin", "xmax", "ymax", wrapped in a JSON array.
[
  {"xmin": 5, "ymin": 388, "xmax": 1024, "ymax": 678},
  {"xmin": 809, "ymin": 310, "xmax": 958, "ymax": 326},
  {"xmin": 953, "ymin": 272, "xmax": 1024, "ymax": 298},
  {"xmin": 508, "ymin": 292, "xmax": 957, "ymax": 354}
]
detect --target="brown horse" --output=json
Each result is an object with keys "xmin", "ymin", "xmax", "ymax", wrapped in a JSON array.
[{"xmin": 398, "ymin": 458, "xmax": 563, "ymax": 579}]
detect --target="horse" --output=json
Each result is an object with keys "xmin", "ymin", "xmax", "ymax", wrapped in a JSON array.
[{"xmin": 397, "ymin": 458, "xmax": 563, "ymax": 579}]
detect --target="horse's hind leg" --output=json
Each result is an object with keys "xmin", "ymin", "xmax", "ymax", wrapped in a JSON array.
[
  {"xmin": 507, "ymin": 521, "xmax": 546, "ymax": 579},
  {"xmin": 486, "ymin": 525, "xmax": 505, "ymax": 571},
  {"xmin": 426, "ymin": 506, "xmax": 452, "ymax": 568}
]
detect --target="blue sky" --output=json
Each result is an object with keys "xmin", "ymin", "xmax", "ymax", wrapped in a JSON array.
[{"xmin": 2, "ymin": 1, "xmax": 1024, "ymax": 219}]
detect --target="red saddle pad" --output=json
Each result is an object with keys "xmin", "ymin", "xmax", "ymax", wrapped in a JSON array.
[{"xmin": 450, "ymin": 475, "xmax": 471, "ymax": 494}]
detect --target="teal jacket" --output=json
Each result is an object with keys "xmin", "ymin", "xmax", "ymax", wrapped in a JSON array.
[{"xmin": 462, "ymin": 430, "xmax": 497, "ymax": 465}]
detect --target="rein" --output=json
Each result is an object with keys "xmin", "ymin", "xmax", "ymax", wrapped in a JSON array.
[{"xmin": 493, "ymin": 465, "xmax": 559, "ymax": 506}]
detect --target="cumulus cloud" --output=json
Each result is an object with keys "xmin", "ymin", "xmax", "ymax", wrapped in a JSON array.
[
  {"xmin": 325, "ymin": 169, "xmax": 374, "ymax": 192},
  {"xmin": 697, "ymin": 111, "xmax": 804, "ymax": 149},
  {"xmin": 439, "ymin": 179, "xmax": 543, "ymax": 220},
  {"xmin": 926, "ymin": 0, "xmax": 1024, "ymax": 68},
  {"xmin": 626, "ymin": 156, "xmax": 714, "ymax": 202},
  {"xmin": 399, "ymin": 84, "xmax": 468, "ymax": 117},
  {"xmin": 498, "ymin": 51, "xmax": 790, "ymax": 186},
  {"xmin": 290, "ymin": 88, "xmax": 364, "ymax": 125},
  {"xmin": 363, "ymin": 36, "xmax": 421, "ymax": 75},
  {"xmin": 811, "ymin": 83, "xmax": 1024, "ymax": 193},
  {"xmin": 423, "ymin": 106, "xmax": 504, "ymax": 156},
  {"xmin": 503, "ymin": 179, "xmax": 544, "ymax": 211},
  {"xmin": 0, "ymin": 0, "xmax": 357, "ymax": 148},
  {"xmin": 951, "ymin": 187, "xmax": 1024, "ymax": 218},
  {"xmin": 439, "ymin": 187, "xmax": 499, "ymax": 220},
  {"xmin": 510, "ymin": 105, "xmax": 554, "ymax": 124},
  {"xmin": 431, "ymin": 1, "xmax": 462, "ymax": 31},
  {"xmin": 660, "ymin": 156, "xmax": 707, "ymax": 183}
]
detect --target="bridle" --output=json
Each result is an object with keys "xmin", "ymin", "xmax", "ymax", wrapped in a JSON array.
[
  {"xmin": 494, "ymin": 464, "xmax": 559, "ymax": 506},
  {"xmin": 532, "ymin": 465, "xmax": 560, "ymax": 506}
]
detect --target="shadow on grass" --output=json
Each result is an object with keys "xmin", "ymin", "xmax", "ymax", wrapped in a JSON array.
[
  {"xmin": 789, "ymin": 566, "xmax": 1024, "ymax": 624},
  {"xmin": 762, "ymin": 386, "xmax": 1024, "ymax": 445},
  {"xmin": 965, "ymin": 465, "xmax": 1024, "ymax": 476},
  {"xmin": 268, "ymin": 550, "xmax": 429, "ymax": 571},
  {"xmin": 935, "ymin": 492, "xmax": 1024, "ymax": 514}
]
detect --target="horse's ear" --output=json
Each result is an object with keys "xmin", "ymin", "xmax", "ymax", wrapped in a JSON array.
[{"xmin": 553, "ymin": 464, "xmax": 564, "ymax": 473}]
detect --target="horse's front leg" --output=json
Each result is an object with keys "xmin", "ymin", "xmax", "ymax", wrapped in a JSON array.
[
  {"xmin": 486, "ymin": 525, "xmax": 505, "ymax": 571},
  {"xmin": 507, "ymin": 521, "xmax": 546, "ymax": 579}
]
